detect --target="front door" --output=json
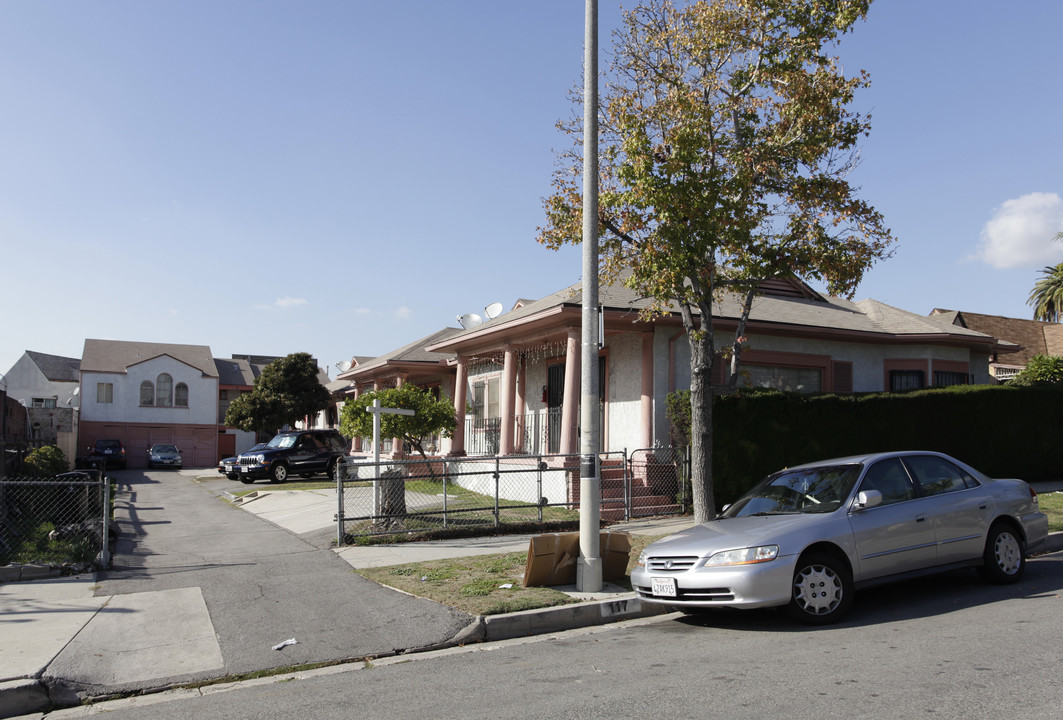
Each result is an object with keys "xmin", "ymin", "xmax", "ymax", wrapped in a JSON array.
[{"xmin": 547, "ymin": 363, "xmax": 564, "ymax": 453}]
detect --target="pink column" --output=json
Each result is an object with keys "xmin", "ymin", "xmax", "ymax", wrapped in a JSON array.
[
  {"xmin": 499, "ymin": 345, "xmax": 516, "ymax": 455},
  {"xmin": 560, "ymin": 328, "xmax": 581, "ymax": 454},
  {"xmin": 640, "ymin": 332, "xmax": 654, "ymax": 448},
  {"xmin": 514, "ymin": 358, "xmax": 526, "ymax": 453},
  {"xmin": 450, "ymin": 357, "xmax": 467, "ymax": 456}
]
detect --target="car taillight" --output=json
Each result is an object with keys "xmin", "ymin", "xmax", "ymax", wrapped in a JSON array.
[{"xmin": 1030, "ymin": 485, "xmax": 1039, "ymax": 504}]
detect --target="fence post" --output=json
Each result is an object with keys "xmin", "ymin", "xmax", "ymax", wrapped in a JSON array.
[
  {"xmin": 493, "ymin": 457, "xmax": 500, "ymax": 528},
  {"xmin": 622, "ymin": 448, "xmax": 630, "ymax": 521},
  {"xmin": 442, "ymin": 458, "xmax": 449, "ymax": 529},
  {"xmin": 336, "ymin": 458, "xmax": 345, "ymax": 547},
  {"xmin": 537, "ymin": 455, "xmax": 543, "ymax": 523},
  {"xmin": 99, "ymin": 468, "xmax": 111, "ymax": 568}
]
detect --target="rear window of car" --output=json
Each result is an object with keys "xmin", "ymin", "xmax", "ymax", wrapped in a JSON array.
[{"xmin": 902, "ymin": 455, "xmax": 977, "ymax": 496}]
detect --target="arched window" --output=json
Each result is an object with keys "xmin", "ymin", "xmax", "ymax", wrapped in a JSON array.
[
  {"xmin": 140, "ymin": 381, "xmax": 155, "ymax": 406},
  {"xmin": 175, "ymin": 382, "xmax": 189, "ymax": 408},
  {"xmin": 156, "ymin": 373, "xmax": 173, "ymax": 407}
]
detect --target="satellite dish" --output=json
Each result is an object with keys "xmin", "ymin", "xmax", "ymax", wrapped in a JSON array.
[
  {"xmin": 336, "ymin": 360, "xmax": 352, "ymax": 372},
  {"xmin": 484, "ymin": 302, "xmax": 503, "ymax": 319},
  {"xmin": 458, "ymin": 313, "xmax": 484, "ymax": 330}
]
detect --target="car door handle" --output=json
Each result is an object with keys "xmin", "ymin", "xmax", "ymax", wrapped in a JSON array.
[{"xmin": 915, "ymin": 514, "xmax": 928, "ymax": 523}]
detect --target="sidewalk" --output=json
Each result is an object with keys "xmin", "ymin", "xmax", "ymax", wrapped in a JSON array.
[{"xmin": 2, "ymin": 472, "xmax": 1060, "ymax": 718}]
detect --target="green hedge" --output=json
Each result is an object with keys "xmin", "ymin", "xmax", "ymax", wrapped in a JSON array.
[{"xmin": 705, "ymin": 384, "xmax": 1063, "ymax": 506}]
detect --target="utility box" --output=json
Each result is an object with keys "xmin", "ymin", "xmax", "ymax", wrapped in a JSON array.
[{"xmin": 523, "ymin": 531, "xmax": 632, "ymax": 587}]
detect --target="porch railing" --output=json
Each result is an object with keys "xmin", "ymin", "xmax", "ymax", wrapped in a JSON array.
[{"xmin": 464, "ymin": 409, "xmax": 563, "ymax": 457}]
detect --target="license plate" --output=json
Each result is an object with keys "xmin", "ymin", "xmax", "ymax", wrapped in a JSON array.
[{"xmin": 651, "ymin": 577, "xmax": 677, "ymax": 597}]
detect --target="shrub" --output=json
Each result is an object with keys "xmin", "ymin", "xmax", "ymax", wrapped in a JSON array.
[
  {"xmin": 1008, "ymin": 354, "xmax": 1063, "ymax": 386},
  {"xmin": 23, "ymin": 445, "xmax": 70, "ymax": 477}
]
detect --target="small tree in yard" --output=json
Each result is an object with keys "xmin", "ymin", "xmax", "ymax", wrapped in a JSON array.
[
  {"xmin": 539, "ymin": 0, "xmax": 894, "ymax": 522},
  {"xmin": 224, "ymin": 352, "xmax": 330, "ymax": 435},
  {"xmin": 339, "ymin": 384, "xmax": 457, "ymax": 462}
]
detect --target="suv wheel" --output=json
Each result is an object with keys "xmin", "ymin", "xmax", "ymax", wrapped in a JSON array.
[{"xmin": 270, "ymin": 462, "xmax": 289, "ymax": 484}]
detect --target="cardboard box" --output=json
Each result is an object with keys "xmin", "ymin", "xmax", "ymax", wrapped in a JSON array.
[{"xmin": 523, "ymin": 531, "xmax": 632, "ymax": 587}]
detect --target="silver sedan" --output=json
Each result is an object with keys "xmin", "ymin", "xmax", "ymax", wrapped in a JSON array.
[{"xmin": 631, "ymin": 451, "xmax": 1049, "ymax": 624}]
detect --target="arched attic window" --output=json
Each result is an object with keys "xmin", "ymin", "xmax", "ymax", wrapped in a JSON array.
[
  {"xmin": 156, "ymin": 373, "xmax": 173, "ymax": 407},
  {"xmin": 175, "ymin": 382, "xmax": 189, "ymax": 408}
]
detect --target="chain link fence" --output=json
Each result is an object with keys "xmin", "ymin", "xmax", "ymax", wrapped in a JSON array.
[
  {"xmin": 335, "ymin": 447, "xmax": 690, "ymax": 543},
  {"xmin": 0, "ymin": 468, "xmax": 111, "ymax": 574}
]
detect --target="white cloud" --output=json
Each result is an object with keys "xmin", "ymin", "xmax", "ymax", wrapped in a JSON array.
[
  {"xmin": 394, "ymin": 306, "xmax": 414, "ymax": 319},
  {"xmin": 275, "ymin": 297, "xmax": 308, "ymax": 308},
  {"xmin": 974, "ymin": 192, "xmax": 1063, "ymax": 268},
  {"xmin": 353, "ymin": 307, "xmax": 371, "ymax": 315}
]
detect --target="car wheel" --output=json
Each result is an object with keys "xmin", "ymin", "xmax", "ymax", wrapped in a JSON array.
[
  {"xmin": 226, "ymin": 473, "xmax": 240, "ymax": 481},
  {"xmin": 978, "ymin": 522, "xmax": 1025, "ymax": 584},
  {"xmin": 240, "ymin": 477, "xmax": 255, "ymax": 485},
  {"xmin": 327, "ymin": 459, "xmax": 338, "ymax": 481},
  {"xmin": 270, "ymin": 463, "xmax": 289, "ymax": 484},
  {"xmin": 785, "ymin": 552, "xmax": 853, "ymax": 625}
]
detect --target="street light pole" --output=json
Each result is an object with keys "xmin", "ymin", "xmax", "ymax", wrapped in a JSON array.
[{"xmin": 577, "ymin": 0, "xmax": 602, "ymax": 593}]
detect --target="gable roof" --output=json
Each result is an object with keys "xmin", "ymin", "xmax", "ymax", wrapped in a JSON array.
[
  {"xmin": 26, "ymin": 351, "xmax": 80, "ymax": 382},
  {"xmin": 929, "ymin": 309, "xmax": 1056, "ymax": 365},
  {"xmin": 339, "ymin": 327, "xmax": 462, "ymax": 380},
  {"xmin": 81, "ymin": 339, "xmax": 219, "ymax": 378}
]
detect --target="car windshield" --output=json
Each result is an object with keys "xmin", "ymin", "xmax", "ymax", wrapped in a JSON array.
[
  {"xmin": 720, "ymin": 464, "xmax": 862, "ymax": 518},
  {"xmin": 152, "ymin": 445, "xmax": 177, "ymax": 453},
  {"xmin": 266, "ymin": 435, "xmax": 297, "ymax": 450}
]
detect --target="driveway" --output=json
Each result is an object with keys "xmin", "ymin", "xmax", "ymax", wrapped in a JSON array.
[{"xmin": 48, "ymin": 469, "xmax": 472, "ymax": 697}]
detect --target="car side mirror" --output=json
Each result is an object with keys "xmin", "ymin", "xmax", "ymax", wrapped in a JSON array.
[{"xmin": 854, "ymin": 489, "xmax": 883, "ymax": 511}]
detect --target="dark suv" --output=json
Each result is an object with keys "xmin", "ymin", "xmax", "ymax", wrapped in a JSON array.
[
  {"xmin": 235, "ymin": 429, "xmax": 349, "ymax": 484},
  {"xmin": 79, "ymin": 439, "xmax": 128, "ymax": 470}
]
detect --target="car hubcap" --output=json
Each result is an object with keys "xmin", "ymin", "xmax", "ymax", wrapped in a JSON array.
[
  {"xmin": 994, "ymin": 531, "xmax": 1022, "ymax": 575},
  {"xmin": 794, "ymin": 564, "xmax": 842, "ymax": 615}
]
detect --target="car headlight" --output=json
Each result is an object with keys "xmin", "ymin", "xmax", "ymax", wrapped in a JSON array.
[
  {"xmin": 704, "ymin": 545, "xmax": 779, "ymax": 567},
  {"xmin": 636, "ymin": 551, "xmax": 647, "ymax": 568}
]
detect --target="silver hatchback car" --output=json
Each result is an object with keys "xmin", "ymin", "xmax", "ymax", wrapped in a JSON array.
[{"xmin": 631, "ymin": 451, "xmax": 1048, "ymax": 624}]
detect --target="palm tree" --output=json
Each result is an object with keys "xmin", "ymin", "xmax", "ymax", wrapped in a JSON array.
[{"xmin": 1028, "ymin": 232, "xmax": 1063, "ymax": 322}]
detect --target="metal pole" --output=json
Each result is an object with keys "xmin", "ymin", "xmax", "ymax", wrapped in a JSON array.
[
  {"xmin": 372, "ymin": 399, "xmax": 382, "ymax": 518},
  {"xmin": 577, "ymin": 0, "xmax": 602, "ymax": 592},
  {"xmin": 100, "ymin": 468, "xmax": 111, "ymax": 568},
  {"xmin": 337, "ymin": 458, "xmax": 345, "ymax": 546}
]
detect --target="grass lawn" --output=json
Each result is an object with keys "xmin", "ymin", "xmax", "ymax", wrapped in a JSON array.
[
  {"xmin": 354, "ymin": 534, "xmax": 660, "ymax": 616},
  {"xmin": 1038, "ymin": 489, "xmax": 1063, "ymax": 532}
]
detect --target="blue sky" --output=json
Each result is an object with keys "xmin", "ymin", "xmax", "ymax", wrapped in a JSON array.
[{"xmin": 2, "ymin": 1, "xmax": 1061, "ymax": 379}]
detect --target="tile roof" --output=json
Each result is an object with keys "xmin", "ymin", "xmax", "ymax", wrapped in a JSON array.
[
  {"xmin": 929, "ymin": 309, "xmax": 1057, "ymax": 364},
  {"xmin": 81, "ymin": 339, "xmax": 219, "ymax": 377}
]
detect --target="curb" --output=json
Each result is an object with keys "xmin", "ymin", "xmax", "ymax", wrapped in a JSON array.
[{"xmin": 0, "ymin": 678, "xmax": 50, "ymax": 718}]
